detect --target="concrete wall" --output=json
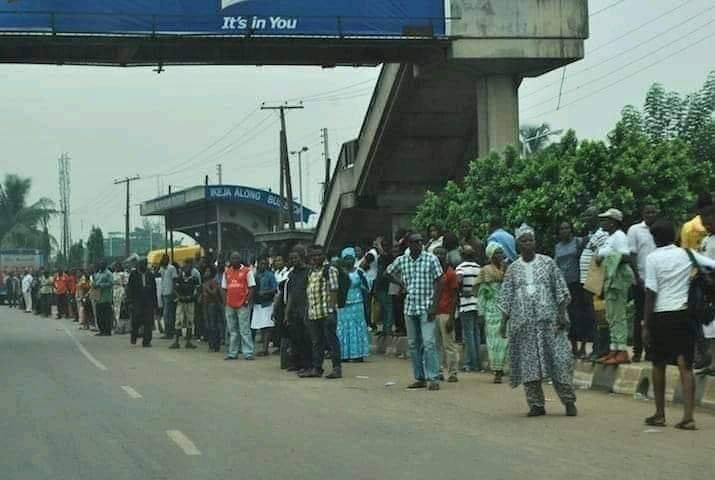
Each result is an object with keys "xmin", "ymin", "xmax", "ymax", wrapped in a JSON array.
[{"xmin": 448, "ymin": 0, "xmax": 588, "ymax": 38}]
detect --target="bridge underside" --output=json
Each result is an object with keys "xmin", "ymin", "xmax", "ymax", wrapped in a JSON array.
[{"xmin": 0, "ymin": 34, "xmax": 448, "ymax": 66}]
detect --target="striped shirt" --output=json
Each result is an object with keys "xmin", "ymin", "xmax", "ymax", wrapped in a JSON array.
[
  {"xmin": 579, "ymin": 228, "xmax": 609, "ymax": 284},
  {"xmin": 455, "ymin": 261, "xmax": 481, "ymax": 313}
]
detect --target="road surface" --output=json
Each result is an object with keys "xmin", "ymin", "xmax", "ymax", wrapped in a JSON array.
[{"xmin": 0, "ymin": 306, "xmax": 712, "ymax": 480}]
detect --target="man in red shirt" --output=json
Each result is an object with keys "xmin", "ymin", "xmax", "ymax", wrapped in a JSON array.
[
  {"xmin": 433, "ymin": 247, "xmax": 460, "ymax": 383},
  {"xmin": 66, "ymin": 270, "xmax": 78, "ymax": 321},
  {"xmin": 54, "ymin": 270, "xmax": 69, "ymax": 319},
  {"xmin": 222, "ymin": 251, "xmax": 256, "ymax": 360}
]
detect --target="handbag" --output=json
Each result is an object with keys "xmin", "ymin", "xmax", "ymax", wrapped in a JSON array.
[
  {"xmin": 583, "ymin": 258, "xmax": 604, "ymax": 297},
  {"xmin": 684, "ymin": 249, "xmax": 715, "ymax": 327}
]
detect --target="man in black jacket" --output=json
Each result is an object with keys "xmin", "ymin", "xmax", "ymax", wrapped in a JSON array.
[{"xmin": 127, "ymin": 260, "xmax": 158, "ymax": 347}]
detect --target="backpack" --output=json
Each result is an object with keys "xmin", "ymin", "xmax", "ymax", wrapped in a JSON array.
[
  {"xmin": 324, "ymin": 265, "xmax": 351, "ymax": 308},
  {"xmin": 684, "ymin": 249, "xmax": 715, "ymax": 327}
]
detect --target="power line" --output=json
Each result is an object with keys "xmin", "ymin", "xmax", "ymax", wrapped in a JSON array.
[
  {"xmin": 590, "ymin": 0, "xmax": 627, "ymax": 17},
  {"xmin": 522, "ymin": 29, "xmax": 715, "ymax": 122},
  {"xmin": 521, "ymin": 19, "xmax": 715, "ymax": 113},
  {"xmin": 521, "ymin": 3, "xmax": 714, "ymax": 100}
]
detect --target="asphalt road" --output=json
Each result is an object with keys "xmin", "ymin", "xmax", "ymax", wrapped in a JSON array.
[{"xmin": 1, "ymin": 306, "xmax": 713, "ymax": 480}]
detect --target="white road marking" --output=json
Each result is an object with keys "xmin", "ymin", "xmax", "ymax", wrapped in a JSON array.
[
  {"xmin": 121, "ymin": 386, "xmax": 143, "ymax": 399},
  {"xmin": 166, "ymin": 430, "xmax": 202, "ymax": 456},
  {"xmin": 60, "ymin": 324, "xmax": 108, "ymax": 371}
]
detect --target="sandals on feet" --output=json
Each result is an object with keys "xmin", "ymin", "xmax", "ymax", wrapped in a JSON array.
[
  {"xmin": 644, "ymin": 415, "xmax": 666, "ymax": 427},
  {"xmin": 674, "ymin": 419, "xmax": 697, "ymax": 431}
]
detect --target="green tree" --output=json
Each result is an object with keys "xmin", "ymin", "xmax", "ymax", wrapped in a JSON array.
[
  {"xmin": 519, "ymin": 123, "xmax": 554, "ymax": 155},
  {"xmin": 86, "ymin": 227, "xmax": 105, "ymax": 266},
  {"xmin": 68, "ymin": 240, "xmax": 85, "ymax": 268},
  {"xmin": 0, "ymin": 174, "xmax": 57, "ymax": 250}
]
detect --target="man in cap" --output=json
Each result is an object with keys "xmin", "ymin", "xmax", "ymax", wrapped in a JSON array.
[{"xmin": 596, "ymin": 208, "xmax": 635, "ymax": 365}]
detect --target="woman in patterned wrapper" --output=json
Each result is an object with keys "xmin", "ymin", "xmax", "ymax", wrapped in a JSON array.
[{"xmin": 497, "ymin": 224, "xmax": 578, "ymax": 418}]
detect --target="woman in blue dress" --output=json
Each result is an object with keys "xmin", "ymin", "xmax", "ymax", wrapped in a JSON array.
[{"xmin": 337, "ymin": 247, "xmax": 370, "ymax": 362}]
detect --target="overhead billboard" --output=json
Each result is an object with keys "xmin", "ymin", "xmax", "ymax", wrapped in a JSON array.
[{"xmin": 0, "ymin": 1, "xmax": 445, "ymax": 37}]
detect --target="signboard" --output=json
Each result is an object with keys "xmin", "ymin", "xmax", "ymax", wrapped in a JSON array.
[
  {"xmin": 0, "ymin": 1, "xmax": 445, "ymax": 37},
  {"xmin": 206, "ymin": 185, "xmax": 315, "ymax": 221},
  {"xmin": 0, "ymin": 249, "xmax": 43, "ymax": 271}
]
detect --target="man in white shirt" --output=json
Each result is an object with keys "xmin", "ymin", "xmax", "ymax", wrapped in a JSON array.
[
  {"xmin": 643, "ymin": 219, "xmax": 715, "ymax": 430},
  {"xmin": 22, "ymin": 270, "xmax": 34, "ymax": 313},
  {"xmin": 627, "ymin": 204, "xmax": 658, "ymax": 362},
  {"xmin": 159, "ymin": 254, "xmax": 179, "ymax": 339}
]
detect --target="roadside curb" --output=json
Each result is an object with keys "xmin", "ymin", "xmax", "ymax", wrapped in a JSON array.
[{"xmin": 371, "ymin": 336, "xmax": 714, "ymax": 411}]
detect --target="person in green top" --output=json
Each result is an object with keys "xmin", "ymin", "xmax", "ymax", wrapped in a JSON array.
[
  {"xmin": 93, "ymin": 261, "xmax": 114, "ymax": 336},
  {"xmin": 476, "ymin": 242, "xmax": 508, "ymax": 384},
  {"xmin": 39, "ymin": 271, "xmax": 54, "ymax": 317}
]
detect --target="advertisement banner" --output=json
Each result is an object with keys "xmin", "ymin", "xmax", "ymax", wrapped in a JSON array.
[{"xmin": 0, "ymin": 1, "xmax": 445, "ymax": 36}]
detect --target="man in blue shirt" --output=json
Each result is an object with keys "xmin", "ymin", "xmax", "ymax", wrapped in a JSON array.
[{"xmin": 487, "ymin": 218, "xmax": 517, "ymax": 263}]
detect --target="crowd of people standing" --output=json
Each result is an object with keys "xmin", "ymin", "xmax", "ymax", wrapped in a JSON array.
[{"xmin": 4, "ymin": 196, "xmax": 715, "ymax": 426}]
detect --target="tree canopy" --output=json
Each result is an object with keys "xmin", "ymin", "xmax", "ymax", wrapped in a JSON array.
[
  {"xmin": 414, "ymin": 73, "xmax": 715, "ymax": 250},
  {"xmin": 0, "ymin": 174, "xmax": 56, "ymax": 255}
]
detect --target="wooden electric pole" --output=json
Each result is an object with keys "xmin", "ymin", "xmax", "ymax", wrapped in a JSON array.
[
  {"xmin": 114, "ymin": 175, "xmax": 140, "ymax": 259},
  {"xmin": 260, "ymin": 102, "xmax": 304, "ymax": 231}
]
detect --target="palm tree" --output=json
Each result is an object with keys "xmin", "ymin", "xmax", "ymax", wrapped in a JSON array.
[
  {"xmin": 0, "ymin": 174, "xmax": 57, "ymax": 254},
  {"xmin": 519, "ymin": 123, "xmax": 555, "ymax": 155}
]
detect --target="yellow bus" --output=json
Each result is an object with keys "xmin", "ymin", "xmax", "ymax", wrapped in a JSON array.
[{"xmin": 146, "ymin": 245, "xmax": 203, "ymax": 267}]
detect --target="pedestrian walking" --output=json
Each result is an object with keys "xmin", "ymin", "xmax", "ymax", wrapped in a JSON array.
[
  {"xmin": 337, "ymin": 247, "xmax": 370, "ymax": 362},
  {"xmin": 301, "ymin": 245, "xmax": 342, "ymax": 379},
  {"xmin": 477, "ymin": 242, "xmax": 508, "ymax": 383},
  {"xmin": 112, "ymin": 263, "xmax": 129, "ymax": 334},
  {"xmin": 643, "ymin": 219, "xmax": 715, "ymax": 431},
  {"xmin": 223, "ymin": 252, "xmax": 256, "ymax": 360},
  {"xmin": 497, "ymin": 224, "xmax": 577, "ymax": 417},
  {"xmin": 127, "ymin": 259, "xmax": 158, "ymax": 347},
  {"xmin": 386, "ymin": 233, "xmax": 443, "ymax": 391}
]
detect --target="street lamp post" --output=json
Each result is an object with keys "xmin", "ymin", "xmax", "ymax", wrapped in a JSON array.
[{"xmin": 290, "ymin": 146, "xmax": 309, "ymax": 228}]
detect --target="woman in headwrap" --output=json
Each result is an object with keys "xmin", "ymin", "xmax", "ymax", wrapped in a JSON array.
[
  {"xmin": 337, "ymin": 247, "xmax": 371, "ymax": 362},
  {"xmin": 476, "ymin": 241, "xmax": 508, "ymax": 383},
  {"xmin": 497, "ymin": 225, "xmax": 577, "ymax": 417}
]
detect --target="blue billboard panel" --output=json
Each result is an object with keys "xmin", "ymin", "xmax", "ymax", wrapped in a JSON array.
[
  {"xmin": 206, "ymin": 185, "xmax": 315, "ymax": 222},
  {"xmin": 0, "ymin": 1, "xmax": 445, "ymax": 36}
]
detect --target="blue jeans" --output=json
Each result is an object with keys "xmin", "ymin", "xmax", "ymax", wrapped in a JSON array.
[
  {"xmin": 226, "ymin": 306, "xmax": 254, "ymax": 359},
  {"xmin": 162, "ymin": 294, "xmax": 176, "ymax": 337},
  {"xmin": 405, "ymin": 312, "xmax": 439, "ymax": 382},
  {"xmin": 461, "ymin": 310, "xmax": 481, "ymax": 371}
]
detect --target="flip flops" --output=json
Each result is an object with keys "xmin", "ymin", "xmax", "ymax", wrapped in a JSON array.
[
  {"xmin": 674, "ymin": 419, "xmax": 697, "ymax": 431},
  {"xmin": 644, "ymin": 415, "xmax": 666, "ymax": 427}
]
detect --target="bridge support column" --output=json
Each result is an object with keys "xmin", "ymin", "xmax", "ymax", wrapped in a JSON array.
[{"xmin": 475, "ymin": 75, "xmax": 520, "ymax": 159}]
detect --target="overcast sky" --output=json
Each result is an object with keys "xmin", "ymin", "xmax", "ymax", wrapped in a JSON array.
[{"xmin": 2, "ymin": 0, "xmax": 713, "ymax": 245}]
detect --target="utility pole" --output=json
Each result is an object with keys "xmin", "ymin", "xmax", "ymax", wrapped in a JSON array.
[
  {"xmin": 320, "ymin": 128, "xmax": 331, "ymax": 205},
  {"xmin": 290, "ymin": 146, "xmax": 309, "ymax": 228},
  {"xmin": 57, "ymin": 153, "xmax": 72, "ymax": 261},
  {"xmin": 114, "ymin": 175, "xmax": 140, "ymax": 259},
  {"xmin": 260, "ymin": 102, "xmax": 304, "ymax": 230},
  {"xmin": 216, "ymin": 163, "xmax": 223, "ymax": 184}
]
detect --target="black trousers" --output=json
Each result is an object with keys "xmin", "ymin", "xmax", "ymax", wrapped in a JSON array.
[
  {"xmin": 205, "ymin": 303, "xmax": 223, "ymax": 351},
  {"xmin": 287, "ymin": 310, "xmax": 312, "ymax": 370},
  {"xmin": 96, "ymin": 302, "xmax": 113, "ymax": 335},
  {"xmin": 392, "ymin": 294, "xmax": 405, "ymax": 333},
  {"xmin": 131, "ymin": 305, "xmax": 154, "ymax": 345},
  {"xmin": 632, "ymin": 285, "xmax": 644, "ymax": 358},
  {"xmin": 308, "ymin": 313, "xmax": 341, "ymax": 372}
]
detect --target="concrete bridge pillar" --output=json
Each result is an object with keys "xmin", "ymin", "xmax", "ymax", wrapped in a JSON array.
[{"xmin": 476, "ymin": 75, "xmax": 520, "ymax": 159}]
